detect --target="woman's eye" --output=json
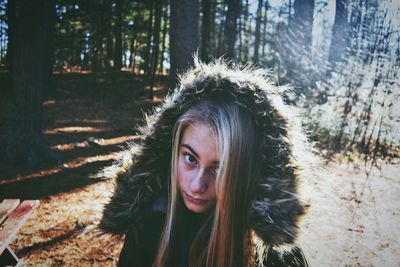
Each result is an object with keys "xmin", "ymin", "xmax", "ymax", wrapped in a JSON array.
[{"xmin": 184, "ymin": 154, "xmax": 197, "ymax": 164}]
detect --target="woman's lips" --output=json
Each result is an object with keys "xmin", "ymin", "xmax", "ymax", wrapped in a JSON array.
[{"xmin": 184, "ymin": 192, "xmax": 206, "ymax": 204}]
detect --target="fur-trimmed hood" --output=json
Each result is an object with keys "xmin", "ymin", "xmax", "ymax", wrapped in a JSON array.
[{"xmin": 98, "ymin": 59, "xmax": 310, "ymax": 248}]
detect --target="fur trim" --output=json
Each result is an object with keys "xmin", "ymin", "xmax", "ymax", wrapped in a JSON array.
[{"xmin": 96, "ymin": 58, "xmax": 311, "ymax": 247}]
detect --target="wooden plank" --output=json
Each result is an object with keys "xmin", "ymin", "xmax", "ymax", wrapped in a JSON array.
[
  {"xmin": 0, "ymin": 199, "xmax": 20, "ymax": 225},
  {"xmin": 0, "ymin": 200, "xmax": 39, "ymax": 255}
]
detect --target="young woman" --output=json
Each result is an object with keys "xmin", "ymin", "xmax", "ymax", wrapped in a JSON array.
[{"xmin": 98, "ymin": 59, "xmax": 311, "ymax": 266}]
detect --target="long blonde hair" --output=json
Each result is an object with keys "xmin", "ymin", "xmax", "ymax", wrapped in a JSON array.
[{"xmin": 153, "ymin": 100, "xmax": 261, "ymax": 267}]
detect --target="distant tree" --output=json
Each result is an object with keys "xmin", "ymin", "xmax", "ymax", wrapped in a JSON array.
[
  {"xmin": 285, "ymin": 0, "xmax": 314, "ymax": 88},
  {"xmin": 143, "ymin": 0, "xmax": 165, "ymax": 97},
  {"xmin": 6, "ymin": 0, "xmax": 55, "ymax": 169},
  {"xmin": 91, "ymin": 2, "xmax": 105, "ymax": 72},
  {"xmin": 159, "ymin": 4, "xmax": 169, "ymax": 73},
  {"xmin": 329, "ymin": 0, "xmax": 349, "ymax": 66},
  {"xmin": 253, "ymin": 0, "xmax": 264, "ymax": 62},
  {"xmin": 240, "ymin": 0, "xmax": 250, "ymax": 62},
  {"xmin": 210, "ymin": 0, "xmax": 217, "ymax": 55},
  {"xmin": 201, "ymin": 0, "xmax": 212, "ymax": 62},
  {"xmin": 151, "ymin": 0, "xmax": 163, "ymax": 76},
  {"xmin": 44, "ymin": 0, "xmax": 56, "ymax": 98},
  {"xmin": 114, "ymin": 0, "xmax": 123, "ymax": 71},
  {"xmin": 216, "ymin": 1, "xmax": 226, "ymax": 56},
  {"xmin": 224, "ymin": 0, "xmax": 241, "ymax": 60},
  {"xmin": 291, "ymin": 0, "xmax": 314, "ymax": 55},
  {"xmin": 261, "ymin": 0, "xmax": 269, "ymax": 58},
  {"xmin": 169, "ymin": 0, "xmax": 199, "ymax": 76},
  {"xmin": 144, "ymin": 1, "xmax": 154, "ymax": 77},
  {"xmin": 104, "ymin": 0, "xmax": 113, "ymax": 71}
]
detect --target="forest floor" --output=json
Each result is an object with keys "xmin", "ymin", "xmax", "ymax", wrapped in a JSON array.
[
  {"xmin": 0, "ymin": 72, "xmax": 399, "ymax": 266},
  {"xmin": 297, "ymin": 158, "xmax": 400, "ymax": 267}
]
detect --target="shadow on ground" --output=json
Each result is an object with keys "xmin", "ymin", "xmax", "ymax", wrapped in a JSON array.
[{"xmin": 0, "ymin": 72, "xmax": 168, "ymax": 199}]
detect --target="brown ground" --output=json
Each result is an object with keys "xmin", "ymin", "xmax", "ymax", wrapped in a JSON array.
[
  {"xmin": 1, "ymin": 73, "xmax": 399, "ymax": 266},
  {"xmin": 297, "ymin": 159, "xmax": 400, "ymax": 267},
  {"xmin": 0, "ymin": 73, "xmax": 166, "ymax": 266}
]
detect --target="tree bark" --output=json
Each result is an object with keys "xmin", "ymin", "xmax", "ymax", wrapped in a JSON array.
[
  {"xmin": 328, "ymin": 0, "xmax": 349, "ymax": 66},
  {"xmin": 261, "ymin": 1, "xmax": 269, "ymax": 58},
  {"xmin": 216, "ymin": 2, "xmax": 226, "ymax": 56},
  {"xmin": 253, "ymin": 0, "xmax": 264, "ymax": 62},
  {"xmin": 105, "ymin": 0, "xmax": 113, "ymax": 72},
  {"xmin": 128, "ymin": 40, "xmax": 134, "ymax": 69},
  {"xmin": 242, "ymin": 0, "xmax": 250, "ymax": 62},
  {"xmin": 201, "ymin": 0, "xmax": 212, "ymax": 62},
  {"xmin": 132, "ymin": 40, "xmax": 137, "ymax": 74},
  {"xmin": 169, "ymin": 0, "xmax": 199, "ymax": 76},
  {"xmin": 159, "ymin": 3, "xmax": 169, "ymax": 74},
  {"xmin": 144, "ymin": 2, "xmax": 154, "ymax": 76},
  {"xmin": 238, "ymin": 5, "xmax": 242, "ymax": 61},
  {"xmin": 151, "ymin": 1, "xmax": 163, "ymax": 76},
  {"xmin": 224, "ymin": 0, "xmax": 241, "ymax": 60},
  {"xmin": 91, "ymin": 3, "xmax": 101, "ymax": 72},
  {"xmin": 291, "ymin": 0, "xmax": 314, "ymax": 55},
  {"xmin": 210, "ymin": 0, "xmax": 216, "ymax": 55},
  {"xmin": 285, "ymin": 0, "xmax": 314, "ymax": 82},
  {"xmin": 114, "ymin": 0, "xmax": 123, "ymax": 71},
  {"xmin": 7, "ymin": 0, "xmax": 55, "ymax": 169}
]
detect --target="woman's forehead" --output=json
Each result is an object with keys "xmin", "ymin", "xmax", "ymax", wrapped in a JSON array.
[{"xmin": 181, "ymin": 121, "xmax": 220, "ymax": 162}]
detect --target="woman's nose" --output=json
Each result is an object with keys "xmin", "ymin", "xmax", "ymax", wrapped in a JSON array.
[{"xmin": 190, "ymin": 169, "xmax": 207, "ymax": 193}]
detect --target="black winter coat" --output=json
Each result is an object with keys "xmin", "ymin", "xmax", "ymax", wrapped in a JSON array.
[
  {"xmin": 97, "ymin": 60, "xmax": 313, "ymax": 266},
  {"xmin": 118, "ymin": 200, "xmax": 309, "ymax": 267}
]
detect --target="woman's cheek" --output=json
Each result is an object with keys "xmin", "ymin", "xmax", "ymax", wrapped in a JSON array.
[{"xmin": 177, "ymin": 161, "xmax": 189, "ymax": 189}]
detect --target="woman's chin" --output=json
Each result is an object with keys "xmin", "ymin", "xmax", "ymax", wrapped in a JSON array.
[
  {"xmin": 185, "ymin": 203, "xmax": 208, "ymax": 213},
  {"xmin": 182, "ymin": 194, "xmax": 213, "ymax": 213}
]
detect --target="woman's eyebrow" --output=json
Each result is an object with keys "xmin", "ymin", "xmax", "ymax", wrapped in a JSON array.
[{"xmin": 181, "ymin": 144, "xmax": 199, "ymax": 158}]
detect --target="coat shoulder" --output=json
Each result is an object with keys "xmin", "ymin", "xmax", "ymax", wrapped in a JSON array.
[{"xmin": 263, "ymin": 246, "xmax": 310, "ymax": 267}]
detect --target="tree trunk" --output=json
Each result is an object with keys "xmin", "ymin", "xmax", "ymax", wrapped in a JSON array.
[
  {"xmin": 328, "ymin": 0, "xmax": 349, "ymax": 66},
  {"xmin": 216, "ymin": 2, "xmax": 226, "ymax": 56},
  {"xmin": 144, "ymin": 3, "xmax": 154, "ymax": 76},
  {"xmin": 151, "ymin": 1, "xmax": 163, "ymax": 76},
  {"xmin": 261, "ymin": 1, "xmax": 269, "ymax": 58},
  {"xmin": 210, "ymin": 0, "xmax": 216, "ymax": 55},
  {"xmin": 114, "ymin": 0, "xmax": 123, "ymax": 71},
  {"xmin": 92, "ymin": 3, "xmax": 101, "ymax": 72},
  {"xmin": 253, "ymin": 0, "xmax": 264, "ymax": 62},
  {"xmin": 97, "ymin": 2, "xmax": 106, "ymax": 73},
  {"xmin": 242, "ymin": 0, "xmax": 250, "ymax": 62},
  {"xmin": 238, "ymin": 6, "xmax": 242, "ymax": 61},
  {"xmin": 286, "ymin": 0, "xmax": 314, "ymax": 82},
  {"xmin": 224, "ymin": 0, "xmax": 241, "ymax": 60},
  {"xmin": 44, "ymin": 0, "xmax": 56, "ymax": 98},
  {"xmin": 132, "ymin": 40, "xmax": 137, "ymax": 74},
  {"xmin": 129, "ymin": 40, "xmax": 134, "ymax": 69},
  {"xmin": 105, "ymin": 0, "xmax": 113, "ymax": 71},
  {"xmin": 201, "ymin": 0, "xmax": 212, "ymax": 62},
  {"xmin": 291, "ymin": 0, "xmax": 314, "ymax": 55},
  {"xmin": 159, "ymin": 3, "xmax": 169, "ymax": 74},
  {"xmin": 7, "ymin": 0, "xmax": 55, "ymax": 170},
  {"xmin": 169, "ymin": 0, "xmax": 199, "ymax": 76}
]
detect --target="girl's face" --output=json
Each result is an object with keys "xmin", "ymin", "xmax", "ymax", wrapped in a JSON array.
[{"xmin": 177, "ymin": 121, "xmax": 219, "ymax": 213}]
